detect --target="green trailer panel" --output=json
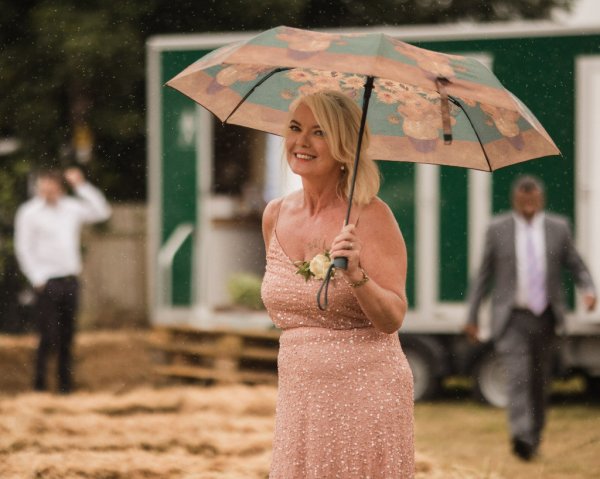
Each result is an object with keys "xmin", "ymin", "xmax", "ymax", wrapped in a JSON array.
[
  {"xmin": 439, "ymin": 168, "xmax": 468, "ymax": 301},
  {"xmin": 160, "ymin": 50, "xmax": 208, "ymax": 305},
  {"xmin": 379, "ymin": 163, "xmax": 416, "ymax": 305}
]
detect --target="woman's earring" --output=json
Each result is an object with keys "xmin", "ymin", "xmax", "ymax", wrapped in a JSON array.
[{"xmin": 340, "ymin": 165, "xmax": 346, "ymax": 171}]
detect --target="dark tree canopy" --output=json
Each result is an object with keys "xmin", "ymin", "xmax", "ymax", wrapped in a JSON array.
[
  {"xmin": 0, "ymin": 0, "xmax": 575, "ymax": 325},
  {"xmin": 0, "ymin": 0, "xmax": 574, "ymax": 205}
]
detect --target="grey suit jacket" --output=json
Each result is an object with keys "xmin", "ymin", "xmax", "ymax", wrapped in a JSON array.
[{"xmin": 467, "ymin": 212, "xmax": 595, "ymax": 340}]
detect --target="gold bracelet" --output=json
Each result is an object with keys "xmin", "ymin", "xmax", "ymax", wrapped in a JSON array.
[{"xmin": 348, "ymin": 268, "xmax": 369, "ymax": 288}]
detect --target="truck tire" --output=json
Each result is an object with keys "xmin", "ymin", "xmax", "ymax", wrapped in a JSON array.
[
  {"xmin": 403, "ymin": 343, "xmax": 441, "ymax": 402},
  {"xmin": 473, "ymin": 349, "xmax": 508, "ymax": 408}
]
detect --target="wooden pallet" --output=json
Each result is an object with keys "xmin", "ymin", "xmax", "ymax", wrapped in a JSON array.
[{"xmin": 148, "ymin": 325, "xmax": 280, "ymax": 385}]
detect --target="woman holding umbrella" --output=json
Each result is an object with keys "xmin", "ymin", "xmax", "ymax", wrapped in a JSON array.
[
  {"xmin": 169, "ymin": 26, "xmax": 561, "ymax": 478},
  {"xmin": 261, "ymin": 90, "xmax": 414, "ymax": 478}
]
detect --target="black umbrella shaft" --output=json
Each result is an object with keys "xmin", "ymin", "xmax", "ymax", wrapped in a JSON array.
[
  {"xmin": 329, "ymin": 75, "xmax": 375, "ymax": 277},
  {"xmin": 344, "ymin": 75, "xmax": 375, "ymax": 225}
]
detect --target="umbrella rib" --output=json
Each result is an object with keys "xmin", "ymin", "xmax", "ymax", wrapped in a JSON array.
[
  {"xmin": 223, "ymin": 67, "xmax": 292, "ymax": 124},
  {"xmin": 449, "ymin": 96, "xmax": 493, "ymax": 172}
]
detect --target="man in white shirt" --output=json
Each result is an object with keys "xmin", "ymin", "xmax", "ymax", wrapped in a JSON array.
[
  {"xmin": 14, "ymin": 167, "xmax": 111, "ymax": 394},
  {"xmin": 465, "ymin": 176, "xmax": 596, "ymax": 460}
]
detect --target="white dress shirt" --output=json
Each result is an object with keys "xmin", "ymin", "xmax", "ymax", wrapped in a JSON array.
[
  {"xmin": 514, "ymin": 212, "xmax": 547, "ymax": 309},
  {"xmin": 14, "ymin": 183, "xmax": 112, "ymax": 287}
]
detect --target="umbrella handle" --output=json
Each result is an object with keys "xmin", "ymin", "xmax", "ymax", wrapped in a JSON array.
[
  {"xmin": 316, "ymin": 256, "xmax": 346, "ymax": 311},
  {"xmin": 333, "ymin": 257, "xmax": 348, "ymax": 270},
  {"xmin": 317, "ymin": 263, "xmax": 336, "ymax": 311}
]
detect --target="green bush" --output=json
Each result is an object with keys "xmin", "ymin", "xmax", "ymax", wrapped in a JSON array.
[{"xmin": 227, "ymin": 273, "xmax": 264, "ymax": 310}]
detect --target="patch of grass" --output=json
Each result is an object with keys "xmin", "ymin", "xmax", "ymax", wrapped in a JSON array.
[{"xmin": 415, "ymin": 401, "xmax": 600, "ymax": 479}]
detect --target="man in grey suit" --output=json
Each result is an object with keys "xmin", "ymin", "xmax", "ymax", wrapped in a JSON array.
[{"xmin": 465, "ymin": 175, "xmax": 596, "ymax": 460}]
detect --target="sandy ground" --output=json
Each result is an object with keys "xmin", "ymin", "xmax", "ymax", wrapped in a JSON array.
[{"xmin": 1, "ymin": 330, "xmax": 599, "ymax": 478}]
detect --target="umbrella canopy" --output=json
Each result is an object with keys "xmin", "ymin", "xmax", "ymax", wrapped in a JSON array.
[
  {"xmin": 167, "ymin": 25, "xmax": 560, "ymax": 172},
  {"xmin": 167, "ymin": 25, "xmax": 561, "ymax": 310}
]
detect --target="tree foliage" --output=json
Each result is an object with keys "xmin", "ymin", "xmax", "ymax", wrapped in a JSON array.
[
  {"xmin": 0, "ymin": 0, "xmax": 575, "ymax": 325},
  {"xmin": 0, "ymin": 0, "xmax": 573, "ymax": 203}
]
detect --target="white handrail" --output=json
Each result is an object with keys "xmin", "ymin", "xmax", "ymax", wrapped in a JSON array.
[{"xmin": 157, "ymin": 223, "xmax": 194, "ymax": 307}]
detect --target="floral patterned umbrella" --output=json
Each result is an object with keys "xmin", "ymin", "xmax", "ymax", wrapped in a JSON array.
[
  {"xmin": 167, "ymin": 25, "xmax": 559, "ymax": 172},
  {"xmin": 167, "ymin": 25, "xmax": 560, "ymax": 309}
]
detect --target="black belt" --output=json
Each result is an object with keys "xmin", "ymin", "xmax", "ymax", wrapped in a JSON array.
[
  {"xmin": 48, "ymin": 275, "xmax": 77, "ymax": 281},
  {"xmin": 512, "ymin": 305, "xmax": 551, "ymax": 315},
  {"xmin": 513, "ymin": 307, "xmax": 532, "ymax": 313}
]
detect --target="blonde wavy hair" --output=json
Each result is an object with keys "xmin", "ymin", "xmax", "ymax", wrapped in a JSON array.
[{"xmin": 287, "ymin": 90, "xmax": 380, "ymax": 206}]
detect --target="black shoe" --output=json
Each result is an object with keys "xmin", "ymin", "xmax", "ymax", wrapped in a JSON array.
[{"xmin": 512, "ymin": 438, "xmax": 536, "ymax": 461}]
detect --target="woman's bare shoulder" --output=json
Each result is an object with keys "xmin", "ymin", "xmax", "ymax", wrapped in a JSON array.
[
  {"xmin": 359, "ymin": 197, "xmax": 400, "ymax": 231},
  {"xmin": 262, "ymin": 197, "xmax": 284, "ymax": 235},
  {"xmin": 263, "ymin": 197, "xmax": 283, "ymax": 220},
  {"xmin": 262, "ymin": 191, "xmax": 303, "ymax": 242}
]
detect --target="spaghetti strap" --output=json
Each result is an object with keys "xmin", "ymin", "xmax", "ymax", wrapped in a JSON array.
[{"xmin": 273, "ymin": 196, "xmax": 285, "ymax": 233}]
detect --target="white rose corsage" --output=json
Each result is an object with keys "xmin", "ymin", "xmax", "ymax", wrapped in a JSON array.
[{"xmin": 295, "ymin": 251, "xmax": 335, "ymax": 281}]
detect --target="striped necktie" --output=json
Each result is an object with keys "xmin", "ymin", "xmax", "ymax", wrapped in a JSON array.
[{"xmin": 525, "ymin": 224, "xmax": 547, "ymax": 315}]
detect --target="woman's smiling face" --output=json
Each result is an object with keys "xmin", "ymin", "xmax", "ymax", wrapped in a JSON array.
[{"xmin": 285, "ymin": 102, "xmax": 338, "ymax": 180}]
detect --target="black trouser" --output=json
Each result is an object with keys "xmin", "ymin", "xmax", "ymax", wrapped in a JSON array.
[{"xmin": 34, "ymin": 276, "xmax": 79, "ymax": 393}]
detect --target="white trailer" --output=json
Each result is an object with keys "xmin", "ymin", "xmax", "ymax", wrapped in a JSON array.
[{"xmin": 147, "ymin": 22, "xmax": 600, "ymax": 404}]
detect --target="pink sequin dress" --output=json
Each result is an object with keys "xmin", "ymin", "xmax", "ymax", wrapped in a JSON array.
[{"xmin": 261, "ymin": 230, "xmax": 415, "ymax": 478}]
